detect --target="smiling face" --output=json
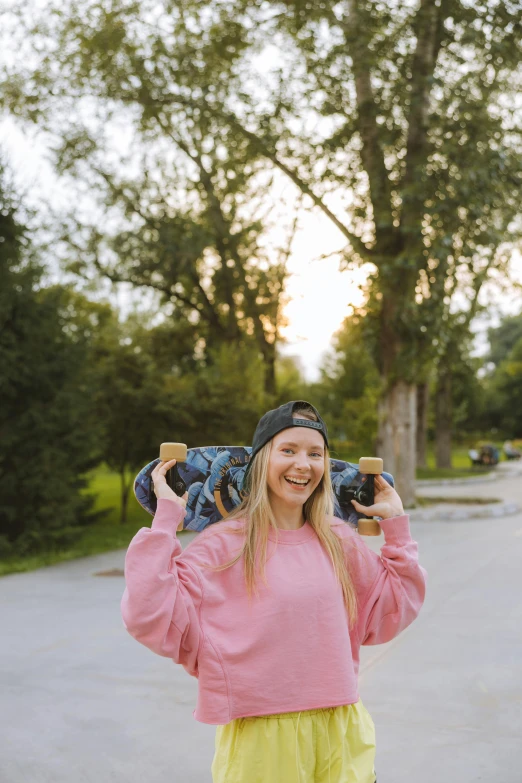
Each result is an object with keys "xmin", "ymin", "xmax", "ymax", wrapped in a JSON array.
[{"xmin": 266, "ymin": 424, "xmax": 326, "ymax": 513}]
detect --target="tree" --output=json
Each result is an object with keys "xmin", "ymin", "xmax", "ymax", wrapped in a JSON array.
[
  {"xmin": 3, "ymin": 0, "xmax": 521, "ymax": 502},
  {"xmin": 487, "ymin": 313, "xmax": 522, "ymax": 368},
  {"xmin": 478, "ymin": 313, "xmax": 522, "ymax": 439},
  {"xmin": 0, "ymin": 171, "xmax": 105, "ymax": 554},
  {"xmin": 1, "ymin": 0, "xmax": 296, "ymax": 395},
  {"xmin": 313, "ymin": 311, "xmax": 380, "ymax": 455},
  {"xmin": 186, "ymin": 341, "xmax": 268, "ymax": 444},
  {"xmin": 428, "ymin": 240, "xmax": 511, "ymax": 467},
  {"xmin": 238, "ymin": 0, "xmax": 521, "ymax": 502},
  {"xmin": 483, "ymin": 336, "xmax": 522, "ymax": 438},
  {"xmin": 274, "ymin": 355, "xmax": 309, "ymax": 405},
  {"xmin": 432, "ymin": 315, "xmax": 483, "ymax": 467},
  {"xmin": 91, "ymin": 309, "xmax": 270, "ymax": 523},
  {"xmin": 88, "ymin": 313, "xmax": 168, "ymax": 525}
]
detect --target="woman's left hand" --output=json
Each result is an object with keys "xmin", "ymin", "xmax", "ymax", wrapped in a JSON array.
[{"xmin": 351, "ymin": 475, "xmax": 404, "ymax": 520}]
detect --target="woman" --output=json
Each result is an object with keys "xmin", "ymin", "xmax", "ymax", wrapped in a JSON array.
[{"xmin": 121, "ymin": 400, "xmax": 427, "ymax": 782}]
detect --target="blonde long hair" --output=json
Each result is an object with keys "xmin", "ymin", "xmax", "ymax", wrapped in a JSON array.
[{"xmin": 201, "ymin": 404, "xmax": 359, "ymax": 626}]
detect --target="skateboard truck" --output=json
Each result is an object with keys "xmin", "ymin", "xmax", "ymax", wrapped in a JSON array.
[
  {"xmin": 357, "ymin": 457, "xmax": 383, "ymax": 536},
  {"xmin": 159, "ymin": 442, "xmax": 188, "ymax": 497}
]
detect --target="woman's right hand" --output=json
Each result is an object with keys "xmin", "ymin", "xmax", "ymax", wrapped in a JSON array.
[{"xmin": 151, "ymin": 458, "xmax": 188, "ymax": 517}]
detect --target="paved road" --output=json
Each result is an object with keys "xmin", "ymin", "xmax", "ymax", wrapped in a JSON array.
[{"xmin": 2, "ymin": 466, "xmax": 522, "ymax": 783}]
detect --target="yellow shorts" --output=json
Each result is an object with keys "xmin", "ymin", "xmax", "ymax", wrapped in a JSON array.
[{"xmin": 211, "ymin": 700, "xmax": 377, "ymax": 783}]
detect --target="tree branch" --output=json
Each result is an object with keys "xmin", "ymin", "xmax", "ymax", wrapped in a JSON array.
[
  {"xmin": 402, "ymin": 0, "xmax": 448, "ymax": 230},
  {"xmin": 249, "ymin": 135, "xmax": 373, "ymax": 260},
  {"xmin": 90, "ymin": 165, "xmax": 227, "ymax": 334},
  {"xmin": 90, "ymin": 254, "xmax": 203, "ymax": 314},
  {"xmin": 341, "ymin": 0, "xmax": 395, "ymax": 246},
  {"xmin": 154, "ymin": 112, "xmax": 242, "ymax": 339},
  {"xmin": 131, "ymin": 90, "xmax": 374, "ymax": 262}
]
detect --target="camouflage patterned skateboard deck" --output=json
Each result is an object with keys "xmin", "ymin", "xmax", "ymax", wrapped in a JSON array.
[{"xmin": 134, "ymin": 446, "xmax": 394, "ymax": 532}]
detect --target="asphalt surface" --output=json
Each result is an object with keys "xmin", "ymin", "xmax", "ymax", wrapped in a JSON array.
[{"xmin": 1, "ymin": 463, "xmax": 522, "ymax": 783}]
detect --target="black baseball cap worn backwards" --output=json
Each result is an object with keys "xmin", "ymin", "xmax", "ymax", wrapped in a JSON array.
[{"xmin": 244, "ymin": 400, "xmax": 329, "ymax": 486}]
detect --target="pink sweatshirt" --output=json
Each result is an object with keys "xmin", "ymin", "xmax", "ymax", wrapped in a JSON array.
[{"xmin": 121, "ymin": 498, "xmax": 427, "ymax": 725}]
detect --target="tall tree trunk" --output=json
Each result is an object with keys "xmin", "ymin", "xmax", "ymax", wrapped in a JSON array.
[
  {"xmin": 376, "ymin": 380, "xmax": 417, "ymax": 508},
  {"xmin": 416, "ymin": 382, "xmax": 430, "ymax": 468},
  {"xmin": 263, "ymin": 341, "xmax": 276, "ymax": 396},
  {"xmin": 435, "ymin": 369, "xmax": 452, "ymax": 468},
  {"xmin": 120, "ymin": 470, "xmax": 131, "ymax": 525}
]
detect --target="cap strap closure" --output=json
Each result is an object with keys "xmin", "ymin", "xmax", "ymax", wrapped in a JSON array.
[{"xmin": 292, "ymin": 418, "xmax": 323, "ymax": 431}]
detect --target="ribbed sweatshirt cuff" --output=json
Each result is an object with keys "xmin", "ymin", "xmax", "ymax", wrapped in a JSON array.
[
  {"xmin": 378, "ymin": 514, "xmax": 411, "ymax": 544},
  {"xmin": 151, "ymin": 498, "xmax": 186, "ymax": 534}
]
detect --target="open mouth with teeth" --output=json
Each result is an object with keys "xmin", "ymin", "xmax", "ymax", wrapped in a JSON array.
[{"xmin": 284, "ymin": 476, "xmax": 311, "ymax": 488}]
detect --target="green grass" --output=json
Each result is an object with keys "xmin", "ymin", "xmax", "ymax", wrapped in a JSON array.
[
  {"xmin": 0, "ymin": 465, "xmax": 190, "ymax": 578},
  {"xmin": 416, "ymin": 446, "xmax": 497, "ymax": 479}
]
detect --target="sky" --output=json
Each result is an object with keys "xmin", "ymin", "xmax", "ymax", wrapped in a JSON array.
[{"xmin": 2, "ymin": 114, "xmax": 522, "ymax": 381}]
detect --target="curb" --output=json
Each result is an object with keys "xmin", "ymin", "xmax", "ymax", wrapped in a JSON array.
[
  {"xmin": 415, "ymin": 472, "xmax": 498, "ymax": 487},
  {"xmin": 408, "ymin": 501, "xmax": 520, "ymax": 522}
]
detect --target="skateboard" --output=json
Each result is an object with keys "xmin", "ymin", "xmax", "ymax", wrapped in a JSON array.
[{"xmin": 134, "ymin": 445, "xmax": 393, "ymax": 535}]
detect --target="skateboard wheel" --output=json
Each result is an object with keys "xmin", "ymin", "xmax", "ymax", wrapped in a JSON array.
[
  {"xmin": 359, "ymin": 457, "xmax": 383, "ymax": 475},
  {"xmin": 159, "ymin": 442, "xmax": 188, "ymax": 462},
  {"xmin": 357, "ymin": 518, "xmax": 382, "ymax": 536}
]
